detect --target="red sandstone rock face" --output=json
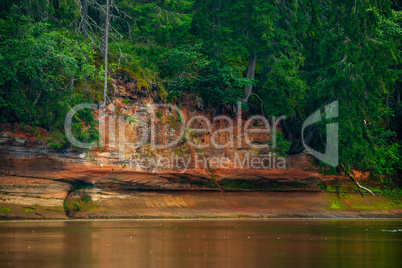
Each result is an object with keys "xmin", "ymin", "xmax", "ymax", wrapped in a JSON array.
[
  {"xmin": 0, "ymin": 83, "xmax": 316, "ymax": 175},
  {"xmin": 1, "ymin": 84, "xmax": 395, "ymax": 220},
  {"xmin": 0, "ymin": 88, "xmax": 321, "ymax": 187},
  {"xmin": 0, "ymin": 141, "xmax": 327, "ymax": 189},
  {"xmin": 89, "ymin": 94, "xmax": 319, "ymax": 175}
]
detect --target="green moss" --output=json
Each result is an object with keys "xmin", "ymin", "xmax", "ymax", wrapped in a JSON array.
[
  {"xmin": 318, "ymin": 183, "xmax": 327, "ymax": 191},
  {"xmin": 157, "ymin": 84, "xmax": 169, "ymax": 100},
  {"xmin": 81, "ymin": 195, "xmax": 91, "ymax": 202},
  {"xmin": 350, "ymin": 205, "xmax": 374, "ymax": 210},
  {"xmin": 326, "ymin": 193, "xmax": 402, "ymax": 211},
  {"xmin": 326, "ymin": 185, "xmax": 341, "ymax": 193},
  {"xmin": 320, "ymin": 182, "xmax": 402, "ymax": 202},
  {"xmin": 50, "ymin": 143, "xmax": 64, "ymax": 149},
  {"xmin": 64, "ymin": 195, "xmax": 97, "ymax": 217},
  {"xmin": 329, "ymin": 200, "xmax": 347, "ymax": 210},
  {"xmin": 74, "ymin": 79, "xmax": 104, "ymax": 102},
  {"xmin": 351, "ymin": 201, "xmax": 402, "ymax": 210},
  {"xmin": 23, "ymin": 207, "xmax": 36, "ymax": 213},
  {"xmin": 382, "ymin": 188, "xmax": 402, "ymax": 200},
  {"xmin": 0, "ymin": 207, "xmax": 12, "ymax": 212},
  {"xmin": 74, "ymin": 182, "xmax": 95, "ymax": 191},
  {"xmin": 167, "ymin": 114, "xmax": 181, "ymax": 131},
  {"xmin": 114, "ymin": 67, "xmax": 151, "ymax": 91},
  {"xmin": 178, "ymin": 175, "xmax": 190, "ymax": 184},
  {"xmin": 190, "ymin": 179, "xmax": 219, "ymax": 189}
]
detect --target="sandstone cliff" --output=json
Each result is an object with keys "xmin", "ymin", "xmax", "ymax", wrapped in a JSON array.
[{"xmin": 0, "ymin": 78, "xmax": 400, "ymax": 219}]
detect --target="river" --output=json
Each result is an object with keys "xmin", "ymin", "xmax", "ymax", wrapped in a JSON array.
[{"xmin": 0, "ymin": 219, "xmax": 401, "ymax": 267}]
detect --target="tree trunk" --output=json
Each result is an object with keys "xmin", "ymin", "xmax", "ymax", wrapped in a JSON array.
[
  {"xmin": 101, "ymin": 0, "xmax": 111, "ymax": 62},
  {"xmin": 103, "ymin": 0, "xmax": 111, "ymax": 105},
  {"xmin": 44, "ymin": 0, "xmax": 50, "ymax": 20},
  {"xmin": 128, "ymin": 24, "xmax": 132, "ymax": 40},
  {"xmin": 242, "ymin": 51, "xmax": 257, "ymax": 103},
  {"xmin": 82, "ymin": 0, "xmax": 89, "ymax": 39}
]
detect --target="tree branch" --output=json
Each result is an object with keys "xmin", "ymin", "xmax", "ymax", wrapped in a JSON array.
[{"xmin": 340, "ymin": 165, "xmax": 374, "ymax": 197}]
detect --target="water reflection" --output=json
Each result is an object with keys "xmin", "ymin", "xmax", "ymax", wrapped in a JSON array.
[{"xmin": 0, "ymin": 219, "xmax": 401, "ymax": 267}]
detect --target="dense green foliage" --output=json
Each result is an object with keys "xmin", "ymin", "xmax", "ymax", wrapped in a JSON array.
[{"xmin": 0, "ymin": 0, "xmax": 401, "ymax": 180}]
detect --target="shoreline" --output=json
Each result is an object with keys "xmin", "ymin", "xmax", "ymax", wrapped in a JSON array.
[
  {"xmin": 1, "ymin": 190, "xmax": 401, "ymax": 220},
  {"xmin": 1, "ymin": 217, "xmax": 402, "ymax": 223}
]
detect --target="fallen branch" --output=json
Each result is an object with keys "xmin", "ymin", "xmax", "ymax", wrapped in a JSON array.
[{"xmin": 340, "ymin": 165, "xmax": 375, "ymax": 197}]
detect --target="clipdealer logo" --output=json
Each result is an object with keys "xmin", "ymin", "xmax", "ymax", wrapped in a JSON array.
[{"xmin": 64, "ymin": 101, "xmax": 338, "ymax": 170}]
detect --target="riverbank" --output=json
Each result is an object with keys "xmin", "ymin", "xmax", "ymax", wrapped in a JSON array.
[{"xmin": 1, "ymin": 177, "xmax": 401, "ymax": 220}]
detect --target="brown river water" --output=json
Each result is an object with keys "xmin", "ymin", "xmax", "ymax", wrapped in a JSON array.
[{"xmin": 0, "ymin": 219, "xmax": 401, "ymax": 267}]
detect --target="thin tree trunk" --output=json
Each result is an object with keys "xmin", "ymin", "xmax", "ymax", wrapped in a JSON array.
[
  {"xmin": 101, "ymin": 0, "xmax": 111, "ymax": 61},
  {"xmin": 216, "ymin": 10, "xmax": 221, "ymax": 56},
  {"xmin": 82, "ymin": 0, "xmax": 89, "ymax": 39},
  {"xmin": 81, "ymin": 0, "xmax": 89, "ymax": 80},
  {"xmin": 128, "ymin": 24, "xmax": 132, "ymax": 40},
  {"xmin": 44, "ymin": 0, "xmax": 50, "ymax": 20},
  {"xmin": 243, "ymin": 51, "xmax": 257, "ymax": 103},
  {"xmin": 69, "ymin": 77, "xmax": 75, "ymax": 91},
  {"xmin": 103, "ymin": 0, "xmax": 111, "ymax": 105},
  {"xmin": 33, "ymin": 90, "xmax": 42, "ymax": 107}
]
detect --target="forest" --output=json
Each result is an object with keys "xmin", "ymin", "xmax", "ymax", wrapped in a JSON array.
[{"xmin": 0, "ymin": 0, "xmax": 401, "ymax": 183}]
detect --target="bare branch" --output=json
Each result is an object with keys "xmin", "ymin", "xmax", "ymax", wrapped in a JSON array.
[{"xmin": 340, "ymin": 165, "xmax": 375, "ymax": 197}]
